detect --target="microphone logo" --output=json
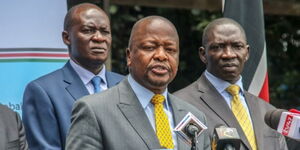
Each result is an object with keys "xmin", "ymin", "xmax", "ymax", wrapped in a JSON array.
[
  {"xmin": 223, "ymin": 128, "xmax": 235, "ymax": 138},
  {"xmin": 282, "ymin": 114, "xmax": 293, "ymax": 136}
]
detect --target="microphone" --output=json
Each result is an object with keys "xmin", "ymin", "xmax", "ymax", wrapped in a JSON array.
[
  {"xmin": 174, "ymin": 112, "xmax": 208, "ymax": 150},
  {"xmin": 264, "ymin": 109, "xmax": 300, "ymax": 141},
  {"xmin": 212, "ymin": 125, "xmax": 241, "ymax": 150},
  {"xmin": 186, "ymin": 123, "xmax": 200, "ymax": 137},
  {"xmin": 185, "ymin": 124, "xmax": 200, "ymax": 150}
]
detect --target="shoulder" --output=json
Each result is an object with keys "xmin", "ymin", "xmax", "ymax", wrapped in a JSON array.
[
  {"xmin": 0, "ymin": 104, "xmax": 19, "ymax": 122},
  {"xmin": 27, "ymin": 66, "xmax": 65, "ymax": 86},
  {"xmin": 245, "ymin": 92, "xmax": 274, "ymax": 106},
  {"xmin": 169, "ymin": 94, "xmax": 206, "ymax": 121},
  {"xmin": 174, "ymin": 80, "xmax": 199, "ymax": 95},
  {"xmin": 244, "ymin": 91, "xmax": 275, "ymax": 111},
  {"xmin": 106, "ymin": 71, "xmax": 124, "ymax": 78},
  {"xmin": 106, "ymin": 71, "xmax": 125, "ymax": 80},
  {"xmin": 0, "ymin": 104, "xmax": 15, "ymax": 115},
  {"xmin": 77, "ymin": 83, "xmax": 120, "ymax": 107}
]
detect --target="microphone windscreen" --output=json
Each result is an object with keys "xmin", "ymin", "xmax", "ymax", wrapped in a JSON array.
[{"xmin": 264, "ymin": 109, "xmax": 287, "ymax": 130}]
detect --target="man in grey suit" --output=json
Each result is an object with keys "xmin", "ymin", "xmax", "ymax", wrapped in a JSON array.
[
  {"xmin": 0, "ymin": 104, "xmax": 28, "ymax": 150},
  {"xmin": 174, "ymin": 18, "xmax": 287, "ymax": 150},
  {"xmin": 22, "ymin": 3, "xmax": 124, "ymax": 150},
  {"xmin": 66, "ymin": 16, "xmax": 210, "ymax": 150}
]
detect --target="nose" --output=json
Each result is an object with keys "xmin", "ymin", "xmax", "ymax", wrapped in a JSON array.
[
  {"xmin": 153, "ymin": 46, "xmax": 168, "ymax": 61},
  {"xmin": 222, "ymin": 45, "xmax": 236, "ymax": 58},
  {"xmin": 91, "ymin": 31, "xmax": 105, "ymax": 42}
]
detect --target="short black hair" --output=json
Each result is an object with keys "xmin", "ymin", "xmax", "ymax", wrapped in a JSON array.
[
  {"xmin": 202, "ymin": 18, "xmax": 247, "ymax": 47},
  {"xmin": 63, "ymin": 3, "xmax": 104, "ymax": 31}
]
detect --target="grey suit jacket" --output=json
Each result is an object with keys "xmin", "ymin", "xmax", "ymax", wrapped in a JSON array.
[
  {"xmin": 0, "ymin": 104, "xmax": 28, "ymax": 150},
  {"xmin": 174, "ymin": 74, "xmax": 288, "ymax": 150},
  {"xmin": 22, "ymin": 61, "xmax": 124, "ymax": 150},
  {"xmin": 66, "ymin": 78, "xmax": 211, "ymax": 150}
]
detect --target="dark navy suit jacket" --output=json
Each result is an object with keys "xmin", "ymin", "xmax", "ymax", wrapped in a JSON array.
[{"xmin": 22, "ymin": 61, "xmax": 124, "ymax": 150}]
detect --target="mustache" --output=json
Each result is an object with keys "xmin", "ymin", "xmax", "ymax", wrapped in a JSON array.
[
  {"xmin": 220, "ymin": 59, "xmax": 238, "ymax": 67},
  {"xmin": 148, "ymin": 63, "xmax": 171, "ymax": 71}
]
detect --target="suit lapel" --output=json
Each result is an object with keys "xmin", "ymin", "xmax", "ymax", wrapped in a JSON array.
[
  {"xmin": 117, "ymin": 79, "xmax": 161, "ymax": 149},
  {"xmin": 245, "ymin": 92, "xmax": 264, "ymax": 150},
  {"xmin": 197, "ymin": 75, "xmax": 251, "ymax": 149},
  {"xmin": 63, "ymin": 61, "xmax": 89, "ymax": 100},
  {"xmin": 169, "ymin": 94, "xmax": 191, "ymax": 150},
  {"xmin": 105, "ymin": 71, "xmax": 121, "ymax": 88}
]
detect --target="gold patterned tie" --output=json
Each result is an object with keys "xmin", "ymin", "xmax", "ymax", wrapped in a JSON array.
[
  {"xmin": 151, "ymin": 94, "xmax": 174, "ymax": 149},
  {"xmin": 226, "ymin": 85, "xmax": 257, "ymax": 150}
]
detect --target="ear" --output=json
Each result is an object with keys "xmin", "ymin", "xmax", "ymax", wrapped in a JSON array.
[
  {"xmin": 126, "ymin": 48, "xmax": 131, "ymax": 67},
  {"xmin": 199, "ymin": 46, "xmax": 207, "ymax": 64},
  {"xmin": 62, "ymin": 31, "xmax": 70, "ymax": 46},
  {"xmin": 245, "ymin": 44, "xmax": 250, "ymax": 61}
]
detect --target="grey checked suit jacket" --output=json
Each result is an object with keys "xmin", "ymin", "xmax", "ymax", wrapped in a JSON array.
[
  {"xmin": 0, "ymin": 104, "xmax": 28, "ymax": 150},
  {"xmin": 174, "ymin": 74, "xmax": 288, "ymax": 150},
  {"xmin": 66, "ymin": 77, "xmax": 211, "ymax": 150}
]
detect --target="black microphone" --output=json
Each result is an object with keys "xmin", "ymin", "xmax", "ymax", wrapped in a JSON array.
[
  {"xmin": 185, "ymin": 124, "xmax": 200, "ymax": 150},
  {"xmin": 186, "ymin": 123, "xmax": 200, "ymax": 137},
  {"xmin": 212, "ymin": 125, "xmax": 241, "ymax": 150},
  {"xmin": 264, "ymin": 109, "xmax": 300, "ymax": 141}
]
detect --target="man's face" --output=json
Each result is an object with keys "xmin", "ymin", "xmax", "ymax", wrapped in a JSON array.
[
  {"xmin": 63, "ymin": 8, "xmax": 111, "ymax": 72},
  {"xmin": 127, "ymin": 20, "xmax": 179, "ymax": 93},
  {"xmin": 200, "ymin": 24, "xmax": 249, "ymax": 83}
]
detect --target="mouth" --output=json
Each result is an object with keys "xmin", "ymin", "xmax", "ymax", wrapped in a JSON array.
[
  {"xmin": 222, "ymin": 63, "xmax": 237, "ymax": 71},
  {"xmin": 150, "ymin": 64, "xmax": 169, "ymax": 75},
  {"xmin": 91, "ymin": 47, "xmax": 106, "ymax": 53}
]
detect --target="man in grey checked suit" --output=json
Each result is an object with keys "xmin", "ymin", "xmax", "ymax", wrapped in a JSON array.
[
  {"xmin": 174, "ymin": 18, "xmax": 287, "ymax": 150},
  {"xmin": 66, "ymin": 16, "xmax": 210, "ymax": 150}
]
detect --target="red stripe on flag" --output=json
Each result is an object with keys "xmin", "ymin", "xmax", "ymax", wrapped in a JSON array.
[
  {"xmin": 259, "ymin": 72, "xmax": 269, "ymax": 102},
  {"xmin": 0, "ymin": 53, "xmax": 69, "ymax": 57}
]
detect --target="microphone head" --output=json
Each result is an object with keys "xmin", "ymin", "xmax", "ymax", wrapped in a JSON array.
[
  {"xmin": 264, "ymin": 109, "xmax": 287, "ymax": 130},
  {"xmin": 185, "ymin": 123, "xmax": 200, "ymax": 137},
  {"xmin": 212, "ymin": 125, "xmax": 241, "ymax": 150}
]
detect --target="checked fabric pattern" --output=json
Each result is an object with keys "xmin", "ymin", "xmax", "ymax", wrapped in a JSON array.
[
  {"xmin": 227, "ymin": 85, "xmax": 257, "ymax": 150},
  {"xmin": 151, "ymin": 94, "xmax": 174, "ymax": 149}
]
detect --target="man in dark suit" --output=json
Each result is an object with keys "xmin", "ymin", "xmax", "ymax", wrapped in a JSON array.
[
  {"xmin": 174, "ymin": 18, "xmax": 288, "ymax": 150},
  {"xmin": 65, "ymin": 16, "xmax": 210, "ymax": 150},
  {"xmin": 22, "ymin": 3, "xmax": 124, "ymax": 150},
  {"xmin": 0, "ymin": 104, "xmax": 28, "ymax": 150}
]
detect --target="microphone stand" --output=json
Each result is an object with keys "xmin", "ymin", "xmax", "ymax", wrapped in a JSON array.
[{"xmin": 191, "ymin": 131, "xmax": 198, "ymax": 150}]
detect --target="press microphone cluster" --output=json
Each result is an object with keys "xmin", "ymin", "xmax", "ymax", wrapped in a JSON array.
[
  {"xmin": 264, "ymin": 109, "xmax": 300, "ymax": 141},
  {"xmin": 212, "ymin": 126, "xmax": 241, "ymax": 150}
]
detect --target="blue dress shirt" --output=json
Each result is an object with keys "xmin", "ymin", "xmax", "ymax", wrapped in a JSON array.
[
  {"xmin": 204, "ymin": 70, "xmax": 254, "ymax": 125},
  {"xmin": 70, "ymin": 59, "xmax": 107, "ymax": 94},
  {"xmin": 128, "ymin": 74, "xmax": 178, "ymax": 149}
]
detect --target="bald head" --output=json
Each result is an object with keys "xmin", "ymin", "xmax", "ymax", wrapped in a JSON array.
[
  {"xmin": 202, "ymin": 18, "xmax": 246, "ymax": 48},
  {"xmin": 126, "ymin": 16, "xmax": 180, "ymax": 93},
  {"xmin": 128, "ymin": 16, "xmax": 179, "ymax": 49},
  {"xmin": 64, "ymin": 3, "xmax": 107, "ymax": 31}
]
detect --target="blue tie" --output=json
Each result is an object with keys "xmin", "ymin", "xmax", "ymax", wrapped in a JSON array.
[{"xmin": 91, "ymin": 76, "xmax": 101, "ymax": 93}]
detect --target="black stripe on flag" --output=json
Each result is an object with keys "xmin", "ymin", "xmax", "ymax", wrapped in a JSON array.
[{"xmin": 223, "ymin": 0, "xmax": 266, "ymax": 91}]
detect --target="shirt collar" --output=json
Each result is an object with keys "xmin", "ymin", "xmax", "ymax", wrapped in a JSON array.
[
  {"xmin": 127, "ymin": 74, "xmax": 168, "ymax": 109},
  {"xmin": 69, "ymin": 59, "xmax": 107, "ymax": 85},
  {"xmin": 204, "ymin": 70, "xmax": 244, "ymax": 94}
]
